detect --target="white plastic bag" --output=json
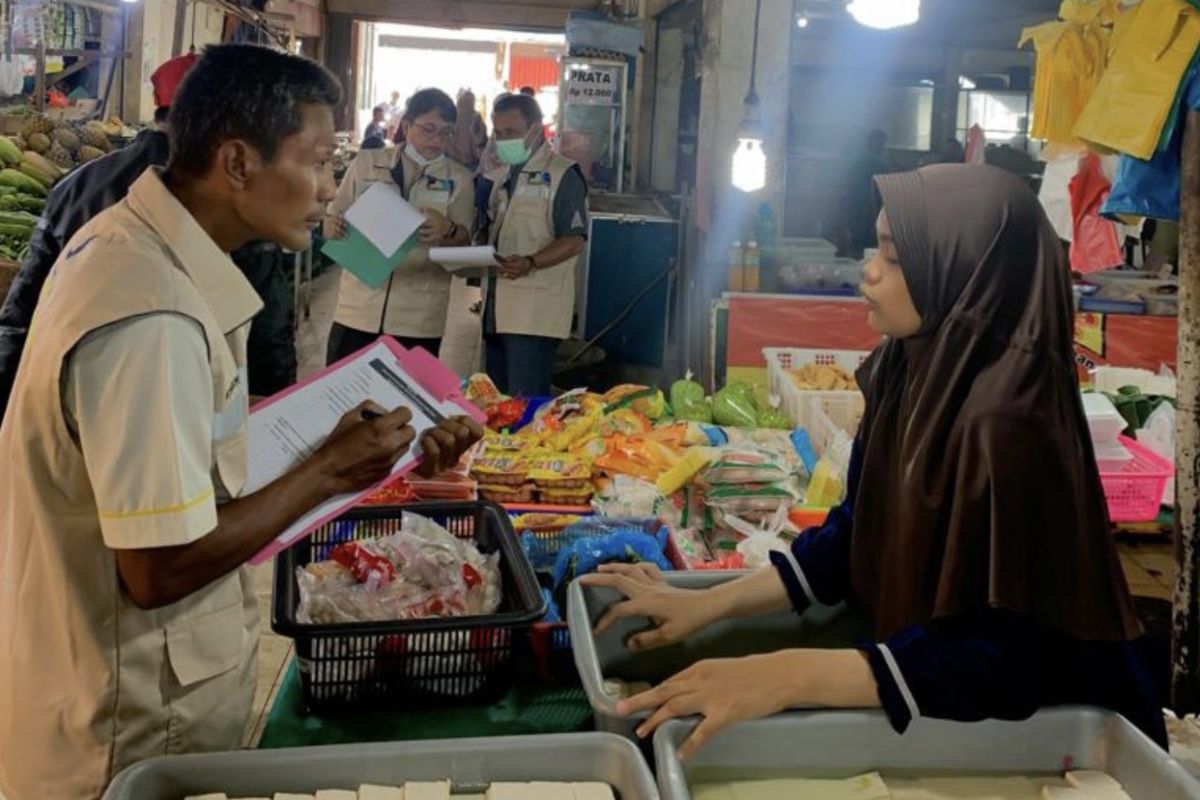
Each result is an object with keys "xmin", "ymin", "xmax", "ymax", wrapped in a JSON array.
[{"xmin": 1140, "ymin": 402, "xmax": 1176, "ymax": 507}]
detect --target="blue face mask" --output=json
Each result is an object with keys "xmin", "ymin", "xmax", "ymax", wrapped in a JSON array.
[{"xmin": 496, "ymin": 136, "xmax": 531, "ymax": 166}]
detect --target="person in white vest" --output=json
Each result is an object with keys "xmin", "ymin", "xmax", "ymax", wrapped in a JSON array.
[
  {"xmin": 324, "ymin": 88, "xmax": 476, "ymax": 364},
  {"xmin": 479, "ymin": 93, "xmax": 589, "ymax": 396},
  {"xmin": 0, "ymin": 45, "xmax": 482, "ymax": 800}
]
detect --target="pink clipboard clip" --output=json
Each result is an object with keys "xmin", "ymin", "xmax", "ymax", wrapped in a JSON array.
[{"xmin": 246, "ymin": 337, "xmax": 483, "ymax": 566}]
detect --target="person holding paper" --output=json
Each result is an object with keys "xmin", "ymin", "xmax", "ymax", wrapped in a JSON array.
[
  {"xmin": 478, "ymin": 93, "xmax": 589, "ymax": 396},
  {"xmin": 0, "ymin": 46, "xmax": 483, "ymax": 800},
  {"xmin": 324, "ymin": 88, "xmax": 475, "ymax": 364}
]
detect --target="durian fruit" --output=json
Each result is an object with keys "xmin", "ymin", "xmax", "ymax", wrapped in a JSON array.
[
  {"xmin": 77, "ymin": 145, "xmax": 105, "ymax": 163},
  {"xmin": 51, "ymin": 127, "xmax": 81, "ymax": 153},
  {"xmin": 79, "ymin": 124, "xmax": 112, "ymax": 152},
  {"xmin": 48, "ymin": 142, "xmax": 73, "ymax": 170},
  {"xmin": 20, "ymin": 115, "xmax": 52, "ymax": 140},
  {"xmin": 27, "ymin": 132, "xmax": 51, "ymax": 155}
]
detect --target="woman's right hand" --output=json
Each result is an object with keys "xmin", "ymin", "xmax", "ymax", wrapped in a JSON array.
[
  {"xmin": 579, "ymin": 563, "xmax": 721, "ymax": 651},
  {"xmin": 311, "ymin": 402, "xmax": 415, "ymax": 496},
  {"xmin": 323, "ymin": 213, "xmax": 348, "ymax": 240}
]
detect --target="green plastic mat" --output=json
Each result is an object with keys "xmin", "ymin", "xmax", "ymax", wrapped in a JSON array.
[{"xmin": 258, "ymin": 660, "xmax": 594, "ymax": 749}]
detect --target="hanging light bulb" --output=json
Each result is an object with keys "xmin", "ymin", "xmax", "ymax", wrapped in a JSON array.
[
  {"xmin": 846, "ymin": 0, "xmax": 920, "ymax": 29},
  {"xmin": 731, "ymin": 0, "xmax": 767, "ymax": 193},
  {"xmin": 732, "ymin": 135, "xmax": 767, "ymax": 193},
  {"xmin": 796, "ymin": 13, "xmax": 809, "ymax": 28}
]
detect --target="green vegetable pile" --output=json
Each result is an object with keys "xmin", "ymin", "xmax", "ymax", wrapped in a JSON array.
[{"xmin": 0, "ymin": 136, "xmax": 56, "ymax": 262}]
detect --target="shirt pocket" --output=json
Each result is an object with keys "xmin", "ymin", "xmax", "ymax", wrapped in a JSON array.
[{"xmin": 165, "ymin": 601, "xmax": 245, "ymax": 687}]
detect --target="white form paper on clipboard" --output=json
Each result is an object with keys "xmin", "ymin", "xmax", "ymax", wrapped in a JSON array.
[
  {"xmin": 344, "ymin": 181, "xmax": 427, "ymax": 256},
  {"xmin": 243, "ymin": 339, "xmax": 470, "ymax": 565},
  {"xmin": 429, "ymin": 246, "xmax": 498, "ymax": 279}
]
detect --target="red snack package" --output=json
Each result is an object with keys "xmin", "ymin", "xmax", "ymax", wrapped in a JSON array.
[
  {"xmin": 487, "ymin": 398, "xmax": 529, "ymax": 430},
  {"xmin": 362, "ymin": 479, "xmax": 419, "ymax": 506},
  {"xmin": 329, "ymin": 541, "xmax": 396, "ymax": 585}
]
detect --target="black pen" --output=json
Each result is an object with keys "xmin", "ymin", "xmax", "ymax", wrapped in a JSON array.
[{"xmin": 361, "ymin": 408, "xmax": 382, "ymax": 420}]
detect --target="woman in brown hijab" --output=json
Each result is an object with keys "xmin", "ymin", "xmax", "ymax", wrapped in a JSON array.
[{"xmin": 582, "ymin": 164, "xmax": 1164, "ymax": 760}]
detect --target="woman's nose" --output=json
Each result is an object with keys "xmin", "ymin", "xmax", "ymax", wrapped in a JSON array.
[{"xmin": 862, "ymin": 257, "xmax": 882, "ymax": 284}]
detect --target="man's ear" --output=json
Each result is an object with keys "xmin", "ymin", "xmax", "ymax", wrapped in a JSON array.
[{"xmin": 214, "ymin": 139, "xmax": 263, "ymax": 190}]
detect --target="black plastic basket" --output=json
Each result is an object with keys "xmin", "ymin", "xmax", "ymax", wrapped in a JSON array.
[{"xmin": 272, "ymin": 501, "xmax": 546, "ymax": 711}]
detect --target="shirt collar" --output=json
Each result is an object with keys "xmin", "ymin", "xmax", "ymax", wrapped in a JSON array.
[{"xmin": 125, "ymin": 168, "xmax": 263, "ymax": 334}]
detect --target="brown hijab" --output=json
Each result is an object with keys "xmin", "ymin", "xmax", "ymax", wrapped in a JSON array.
[{"xmin": 851, "ymin": 164, "xmax": 1140, "ymax": 642}]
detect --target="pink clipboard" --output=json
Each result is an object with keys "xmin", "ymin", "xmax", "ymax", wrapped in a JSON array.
[{"xmin": 246, "ymin": 336, "xmax": 483, "ymax": 566}]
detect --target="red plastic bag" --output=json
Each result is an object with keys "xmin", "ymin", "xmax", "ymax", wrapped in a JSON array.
[{"xmin": 1069, "ymin": 153, "xmax": 1123, "ymax": 274}]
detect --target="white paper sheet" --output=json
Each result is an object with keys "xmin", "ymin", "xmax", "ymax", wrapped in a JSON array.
[
  {"xmin": 429, "ymin": 245, "xmax": 498, "ymax": 271},
  {"xmin": 245, "ymin": 340, "xmax": 462, "ymax": 563},
  {"xmin": 344, "ymin": 181, "xmax": 426, "ymax": 257}
]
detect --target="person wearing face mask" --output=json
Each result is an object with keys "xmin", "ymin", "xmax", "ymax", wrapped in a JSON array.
[
  {"xmin": 324, "ymin": 88, "xmax": 475, "ymax": 364},
  {"xmin": 477, "ymin": 93, "xmax": 588, "ymax": 396},
  {"xmin": 580, "ymin": 165, "xmax": 1165, "ymax": 763}
]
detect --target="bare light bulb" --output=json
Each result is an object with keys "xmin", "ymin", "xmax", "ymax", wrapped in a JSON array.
[
  {"xmin": 731, "ymin": 136, "xmax": 767, "ymax": 193},
  {"xmin": 796, "ymin": 14, "xmax": 809, "ymax": 28},
  {"xmin": 846, "ymin": 0, "xmax": 919, "ymax": 29}
]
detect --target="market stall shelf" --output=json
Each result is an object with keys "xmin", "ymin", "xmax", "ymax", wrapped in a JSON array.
[
  {"xmin": 654, "ymin": 708, "xmax": 1200, "ymax": 800},
  {"xmin": 103, "ymin": 732, "xmax": 659, "ymax": 800}
]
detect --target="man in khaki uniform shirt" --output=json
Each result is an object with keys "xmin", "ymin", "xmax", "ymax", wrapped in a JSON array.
[
  {"xmin": 0, "ymin": 45, "xmax": 480, "ymax": 800},
  {"xmin": 479, "ymin": 93, "xmax": 588, "ymax": 397},
  {"xmin": 325, "ymin": 88, "xmax": 475, "ymax": 365}
]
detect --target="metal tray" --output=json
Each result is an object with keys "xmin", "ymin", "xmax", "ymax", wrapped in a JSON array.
[
  {"xmin": 654, "ymin": 708, "xmax": 1200, "ymax": 800},
  {"xmin": 103, "ymin": 732, "xmax": 660, "ymax": 799},
  {"xmin": 566, "ymin": 571, "xmax": 868, "ymax": 738}
]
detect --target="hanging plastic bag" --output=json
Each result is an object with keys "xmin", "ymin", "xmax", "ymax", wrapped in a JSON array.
[
  {"xmin": 1073, "ymin": 0, "xmax": 1200, "ymax": 159},
  {"xmin": 1069, "ymin": 153, "xmax": 1124, "ymax": 273},
  {"xmin": 1140, "ymin": 402, "xmax": 1176, "ymax": 506},
  {"xmin": 1019, "ymin": 10, "xmax": 1110, "ymax": 148},
  {"xmin": 1039, "ymin": 152, "xmax": 1084, "ymax": 241}
]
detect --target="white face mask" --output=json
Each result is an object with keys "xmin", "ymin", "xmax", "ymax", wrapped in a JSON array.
[{"xmin": 404, "ymin": 141, "xmax": 444, "ymax": 168}]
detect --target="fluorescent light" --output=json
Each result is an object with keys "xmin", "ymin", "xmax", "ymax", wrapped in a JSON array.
[
  {"xmin": 796, "ymin": 13, "xmax": 809, "ymax": 28},
  {"xmin": 731, "ymin": 136, "xmax": 766, "ymax": 193},
  {"xmin": 846, "ymin": 0, "xmax": 919, "ymax": 29}
]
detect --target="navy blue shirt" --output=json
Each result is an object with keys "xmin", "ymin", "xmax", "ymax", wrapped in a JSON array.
[{"xmin": 769, "ymin": 441, "xmax": 1167, "ymax": 747}]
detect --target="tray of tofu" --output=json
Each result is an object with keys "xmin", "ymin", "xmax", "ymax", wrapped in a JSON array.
[
  {"xmin": 101, "ymin": 733, "xmax": 659, "ymax": 800},
  {"xmin": 653, "ymin": 708, "xmax": 1200, "ymax": 800}
]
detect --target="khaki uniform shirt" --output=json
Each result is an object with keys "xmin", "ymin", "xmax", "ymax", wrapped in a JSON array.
[
  {"xmin": 331, "ymin": 147, "xmax": 475, "ymax": 338},
  {"xmin": 0, "ymin": 168, "xmax": 262, "ymax": 800},
  {"xmin": 484, "ymin": 143, "xmax": 583, "ymax": 339}
]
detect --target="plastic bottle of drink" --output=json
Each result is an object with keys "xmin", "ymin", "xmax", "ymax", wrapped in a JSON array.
[
  {"xmin": 743, "ymin": 239, "xmax": 761, "ymax": 292},
  {"xmin": 729, "ymin": 239, "xmax": 744, "ymax": 292}
]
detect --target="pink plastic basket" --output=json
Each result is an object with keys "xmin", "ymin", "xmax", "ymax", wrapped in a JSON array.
[{"xmin": 1098, "ymin": 436, "xmax": 1173, "ymax": 523}]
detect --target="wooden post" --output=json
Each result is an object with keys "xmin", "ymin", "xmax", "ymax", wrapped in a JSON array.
[{"xmin": 1173, "ymin": 109, "xmax": 1200, "ymax": 712}]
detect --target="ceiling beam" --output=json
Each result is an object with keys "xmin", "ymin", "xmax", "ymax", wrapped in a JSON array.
[{"xmin": 324, "ymin": 0, "xmax": 594, "ymax": 29}]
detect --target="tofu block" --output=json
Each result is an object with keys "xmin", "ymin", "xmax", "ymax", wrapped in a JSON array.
[
  {"xmin": 486, "ymin": 783, "xmax": 572, "ymax": 800},
  {"xmin": 315, "ymin": 792, "xmax": 359, "ymax": 800},
  {"xmin": 358, "ymin": 785, "xmax": 404, "ymax": 800},
  {"xmin": 1042, "ymin": 788, "xmax": 1089, "ymax": 800},
  {"xmin": 402, "ymin": 782, "xmax": 450, "ymax": 800},
  {"xmin": 1065, "ymin": 771, "xmax": 1131, "ymax": 799},
  {"xmin": 570, "ymin": 783, "xmax": 616, "ymax": 800}
]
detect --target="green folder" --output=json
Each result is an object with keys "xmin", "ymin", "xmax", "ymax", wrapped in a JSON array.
[{"xmin": 321, "ymin": 224, "xmax": 418, "ymax": 289}]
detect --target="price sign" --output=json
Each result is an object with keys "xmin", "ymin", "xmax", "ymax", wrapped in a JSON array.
[{"xmin": 564, "ymin": 66, "xmax": 619, "ymax": 106}]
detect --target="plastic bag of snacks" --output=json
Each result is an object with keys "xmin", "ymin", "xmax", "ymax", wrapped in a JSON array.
[
  {"xmin": 296, "ymin": 514, "xmax": 501, "ymax": 625},
  {"xmin": 603, "ymin": 384, "xmax": 667, "ymax": 420},
  {"xmin": 671, "ymin": 371, "xmax": 713, "ymax": 423},
  {"xmin": 593, "ymin": 475, "xmax": 670, "ymax": 519}
]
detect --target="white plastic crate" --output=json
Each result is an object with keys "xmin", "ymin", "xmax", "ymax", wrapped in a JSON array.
[{"xmin": 764, "ymin": 347, "xmax": 870, "ymax": 434}]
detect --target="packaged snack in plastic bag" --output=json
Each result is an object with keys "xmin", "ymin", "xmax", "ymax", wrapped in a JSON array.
[
  {"xmin": 470, "ymin": 453, "xmax": 529, "ymax": 485},
  {"xmin": 603, "ymin": 384, "xmax": 668, "ymax": 420},
  {"xmin": 702, "ymin": 449, "xmax": 791, "ymax": 484},
  {"xmin": 543, "ymin": 408, "xmax": 602, "ymax": 452},
  {"xmin": 466, "ymin": 372, "xmax": 505, "ymax": 408},
  {"xmin": 539, "ymin": 486, "xmax": 595, "ymax": 506},
  {"xmin": 486, "ymin": 397, "xmax": 528, "ymax": 430},
  {"xmin": 706, "ymin": 481, "xmax": 799, "ymax": 515},
  {"xmin": 528, "ymin": 454, "xmax": 592, "ymax": 489},
  {"xmin": 597, "ymin": 408, "xmax": 653, "ymax": 436},
  {"xmin": 361, "ymin": 478, "xmax": 420, "ymax": 506},
  {"xmin": 511, "ymin": 513, "xmax": 584, "ymax": 533},
  {"xmin": 478, "ymin": 483, "xmax": 538, "ymax": 504},
  {"xmin": 296, "ymin": 514, "xmax": 501, "ymax": 625},
  {"xmin": 713, "ymin": 381, "xmax": 759, "ymax": 428},
  {"xmin": 592, "ymin": 475, "xmax": 670, "ymax": 519},
  {"xmin": 656, "ymin": 447, "xmax": 714, "ymax": 496}
]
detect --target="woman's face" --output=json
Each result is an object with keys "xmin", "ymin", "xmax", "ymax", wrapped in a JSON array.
[
  {"xmin": 402, "ymin": 110, "xmax": 454, "ymax": 161},
  {"xmin": 861, "ymin": 209, "xmax": 923, "ymax": 338}
]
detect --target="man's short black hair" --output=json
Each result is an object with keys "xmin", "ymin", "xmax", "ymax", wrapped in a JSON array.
[
  {"xmin": 493, "ymin": 93, "xmax": 542, "ymax": 129},
  {"xmin": 167, "ymin": 44, "xmax": 342, "ymax": 178},
  {"xmin": 401, "ymin": 88, "xmax": 457, "ymax": 125}
]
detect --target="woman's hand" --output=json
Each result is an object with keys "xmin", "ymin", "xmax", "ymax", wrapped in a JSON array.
[
  {"xmin": 622, "ymin": 649, "xmax": 880, "ymax": 760},
  {"xmin": 324, "ymin": 213, "xmax": 347, "ymax": 240},
  {"xmin": 418, "ymin": 209, "xmax": 453, "ymax": 245},
  {"xmin": 579, "ymin": 563, "xmax": 722, "ymax": 651},
  {"xmin": 415, "ymin": 415, "xmax": 484, "ymax": 478},
  {"xmin": 621, "ymin": 653, "xmax": 802, "ymax": 760}
]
